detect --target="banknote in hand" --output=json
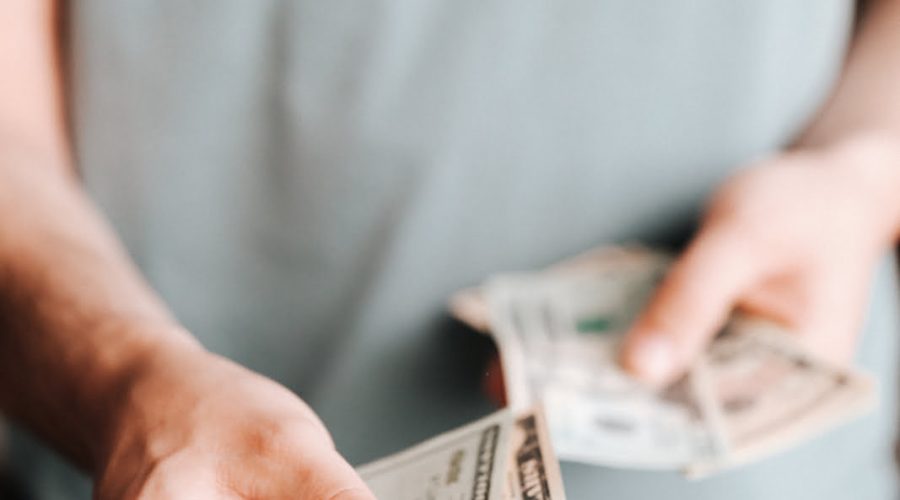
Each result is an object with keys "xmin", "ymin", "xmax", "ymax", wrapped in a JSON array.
[
  {"xmin": 358, "ymin": 407, "xmax": 566, "ymax": 500},
  {"xmin": 450, "ymin": 246, "xmax": 876, "ymax": 476}
]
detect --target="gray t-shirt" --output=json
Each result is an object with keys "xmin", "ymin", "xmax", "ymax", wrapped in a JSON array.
[{"xmin": 11, "ymin": 1, "xmax": 898, "ymax": 499}]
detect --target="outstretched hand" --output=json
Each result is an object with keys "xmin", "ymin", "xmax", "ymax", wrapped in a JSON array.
[{"xmin": 95, "ymin": 343, "xmax": 374, "ymax": 500}]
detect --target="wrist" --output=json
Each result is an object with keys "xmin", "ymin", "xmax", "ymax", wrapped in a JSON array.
[
  {"xmin": 91, "ymin": 324, "xmax": 207, "ymax": 474},
  {"xmin": 802, "ymin": 131, "xmax": 900, "ymax": 247}
]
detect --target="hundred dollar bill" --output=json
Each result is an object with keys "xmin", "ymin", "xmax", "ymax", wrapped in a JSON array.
[
  {"xmin": 451, "ymin": 245, "xmax": 877, "ymax": 474},
  {"xmin": 358, "ymin": 407, "xmax": 566, "ymax": 499}
]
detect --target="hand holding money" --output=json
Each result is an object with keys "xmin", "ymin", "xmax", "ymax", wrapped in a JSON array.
[
  {"xmin": 370, "ymin": 149, "xmax": 893, "ymax": 489},
  {"xmin": 95, "ymin": 345, "xmax": 376, "ymax": 500},
  {"xmin": 622, "ymin": 149, "xmax": 896, "ymax": 385},
  {"xmin": 451, "ymin": 245, "xmax": 876, "ymax": 476}
]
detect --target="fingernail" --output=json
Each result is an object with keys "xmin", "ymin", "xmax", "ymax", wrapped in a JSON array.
[{"xmin": 629, "ymin": 334, "xmax": 675, "ymax": 386}]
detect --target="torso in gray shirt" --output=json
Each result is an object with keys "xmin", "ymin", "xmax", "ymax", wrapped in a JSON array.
[{"xmin": 11, "ymin": 1, "xmax": 897, "ymax": 499}]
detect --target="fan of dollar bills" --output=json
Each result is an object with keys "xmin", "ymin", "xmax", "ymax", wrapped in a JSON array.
[{"xmin": 449, "ymin": 245, "xmax": 877, "ymax": 477}]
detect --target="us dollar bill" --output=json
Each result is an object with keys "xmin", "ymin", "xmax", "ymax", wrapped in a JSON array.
[
  {"xmin": 503, "ymin": 408, "xmax": 567, "ymax": 500},
  {"xmin": 358, "ymin": 407, "xmax": 566, "ymax": 499},
  {"xmin": 451, "ymin": 245, "xmax": 876, "ymax": 475},
  {"xmin": 483, "ymin": 254, "xmax": 725, "ymax": 469}
]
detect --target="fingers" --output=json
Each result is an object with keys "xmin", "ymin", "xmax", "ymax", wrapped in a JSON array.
[
  {"xmin": 218, "ymin": 449, "xmax": 375, "ymax": 500},
  {"xmin": 221, "ymin": 429, "xmax": 376, "ymax": 500},
  {"xmin": 790, "ymin": 273, "xmax": 867, "ymax": 366},
  {"xmin": 130, "ymin": 445, "xmax": 376, "ymax": 500},
  {"xmin": 621, "ymin": 225, "xmax": 764, "ymax": 386}
]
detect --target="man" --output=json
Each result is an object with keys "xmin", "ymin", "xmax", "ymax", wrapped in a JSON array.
[{"xmin": 1, "ymin": 1, "xmax": 898, "ymax": 498}]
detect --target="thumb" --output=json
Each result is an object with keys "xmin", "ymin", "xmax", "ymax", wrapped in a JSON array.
[
  {"xmin": 621, "ymin": 227, "xmax": 762, "ymax": 386},
  {"xmin": 294, "ymin": 450, "xmax": 377, "ymax": 500}
]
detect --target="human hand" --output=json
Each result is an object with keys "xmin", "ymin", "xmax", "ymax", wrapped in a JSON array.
[
  {"xmin": 95, "ymin": 342, "xmax": 374, "ymax": 500},
  {"xmin": 621, "ymin": 136, "xmax": 900, "ymax": 386}
]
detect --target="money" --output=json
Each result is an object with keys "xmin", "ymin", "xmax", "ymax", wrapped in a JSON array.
[
  {"xmin": 358, "ymin": 407, "xmax": 566, "ymax": 500},
  {"xmin": 483, "ymin": 254, "xmax": 725, "ymax": 469},
  {"xmin": 503, "ymin": 408, "xmax": 566, "ymax": 500},
  {"xmin": 688, "ymin": 318, "xmax": 876, "ymax": 476},
  {"xmin": 451, "ymin": 245, "xmax": 876, "ymax": 476}
]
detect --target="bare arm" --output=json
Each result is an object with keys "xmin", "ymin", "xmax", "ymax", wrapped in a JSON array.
[
  {"xmin": 799, "ymin": 0, "xmax": 900, "ymax": 148},
  {"xmin": 0, "ymin": 0, "xmax": 196, "ymax": 469},
  {"xmin": 0, "ymin": 0, "xmax": 66, "ymax": 160},
  {"xmin": 0, "ymin": 3, "xmax": 373, "ymax": 498}
]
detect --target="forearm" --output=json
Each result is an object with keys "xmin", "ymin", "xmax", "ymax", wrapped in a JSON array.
[
  {"xmin": 0, "ymin": 0, "xmax": 206, "ymax": 474},
  {"xmin": 793, "ymin": 0, "xmax": 900, "ymax": 240},
  {"xmin": 0, "ymin": 1, "xmax": 67, "ymax": 166},
  {"xmin": 0, "ymin": 151, "xmax": 201, "ymax": 471},
  {"xmin": 800, "ymin": 0, "xmax": 900, "ymax": 145}
]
